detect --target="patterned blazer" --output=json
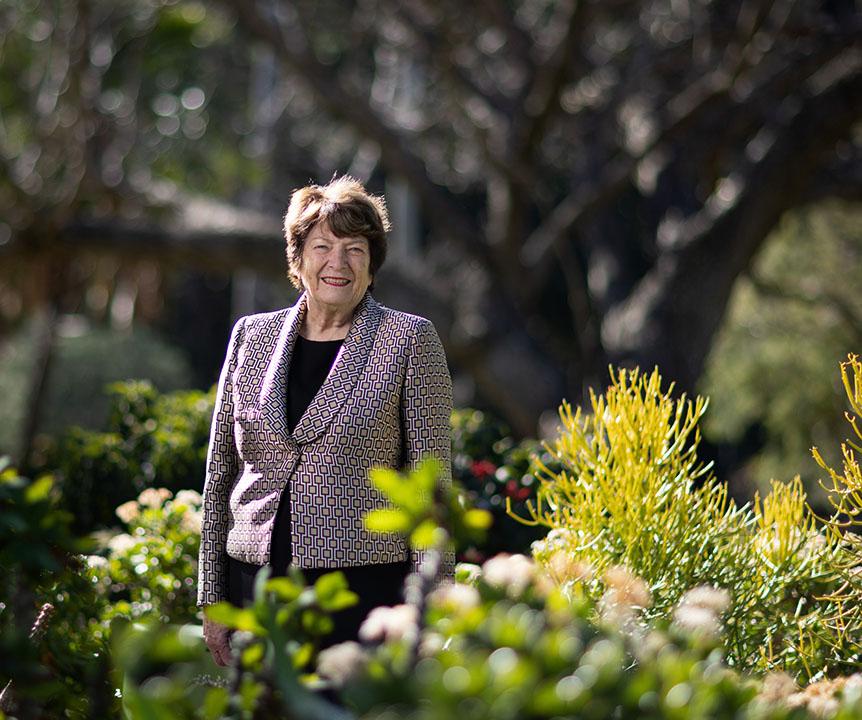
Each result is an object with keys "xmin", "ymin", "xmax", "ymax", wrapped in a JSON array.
[{"xmin": 197, "ymin": 291, "xmax": 453, "ymax": 606}]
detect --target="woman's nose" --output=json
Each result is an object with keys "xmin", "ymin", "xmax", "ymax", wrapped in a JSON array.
[{"xmin": 328, "ymin": 247, "xmax": 348, "ymax": 267}]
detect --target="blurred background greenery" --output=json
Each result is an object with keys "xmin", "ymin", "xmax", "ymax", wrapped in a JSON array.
[
  {"xmin": 0, "ymin": 0, "xmax": 859, "ymax": 515},
  {"xmin": 2, "ymin": 3, "xmax": 861, "ymax": 715}
]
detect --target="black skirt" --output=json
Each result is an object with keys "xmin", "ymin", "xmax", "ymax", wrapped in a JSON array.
[{"xmin": 227, "ymin": 556, "xmax": 411, "ymax": 648}]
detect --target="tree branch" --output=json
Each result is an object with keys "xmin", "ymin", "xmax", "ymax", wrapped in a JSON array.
[
  {"xmin": 473, "ymin": 0, "xmax": 536, "ymax": 81},
  {"xmin": 514, "ymin": 0, "xmax": 597, "ymax": 157},
  {"xmin": 601, "ymin": 67, "xmax": 862, "ymax": 389},
  {"xmin": 519, "ymin": 27, "xmax": 860, "ymax": 291},
  {"xmin": 388, "ymin": 1, "xmax": 515, "ymax": 116},
  {"xmin": 229, "ymin": 0, "xmax": 487, "ymax": 264}
]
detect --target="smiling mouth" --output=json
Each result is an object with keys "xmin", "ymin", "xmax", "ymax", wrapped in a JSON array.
[{"xmin": 322, "ymin": 277, "xmax": 350, "ymax": 287}]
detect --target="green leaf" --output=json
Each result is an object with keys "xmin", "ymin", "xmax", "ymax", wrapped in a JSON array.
[
  {"xmin": 241, "ymin": 642, "xmax": 265, "ymax": 667},
  {"xmin": 368, "ymin": 468, "xmax": 421, "ymax": 511},
  {"xmin": 301, "ymin": 610, "xmax": 334, "ymax": 636},
  {"xmin": 266, "ymin": 577, "xmax": 303, "ymax": 602},
  {"xmin": 464, "ymin": 508, "xmax": 493, "ymax": 529},
  {"xmin": 412, "ymin": 458, "xmax": 441, "ymax": 496},
  {"xmin": 202, "ymin": 687, "xmax": 230, "ymax": 719},
  {"xmin": 206, "ymin": 604, "xmax": 265, "ymax": 635},
  {"xmin": 314, "ymin": 570, "xmax": 349, "ymax": 599},
  {"xmin": 24, "ymin": 475, "xmax": 54, "ymax": 504},
  {"xmin": 365, "ymin": 508, "xmax": 410, "ymax": 534},
  {"xmin": 322, "ymin": 589, "xmax": 359, "ymax": 613},
  {"xmin": 314, "ymin": 570, "xmax": 350, "ymax": 598},
  {"xmin": 293, "ymin": 642, "xmax": 314, "ymax": 669},
  {"xmin": 411, "ymin": 519, "xmax": 444, "ymax": 549},
  {"xmin": 252, "ymin": 564, "xmax": 272, "ymax": 607},
  {"xmin": 313, "ymin": 571, "xmax": 359, "ymax": 611}
]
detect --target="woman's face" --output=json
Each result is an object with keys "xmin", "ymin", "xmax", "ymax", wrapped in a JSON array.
[{"xmin": 299, "ymin": 221, "xmax": 372, "ymax": 312}]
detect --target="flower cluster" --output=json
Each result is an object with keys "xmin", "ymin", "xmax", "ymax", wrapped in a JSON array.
[
  {"xmin": 85, "ymin": 487, "xmax": 203, "ymax": 626},
  {"xmin": 301, "ymin": 553, "xmax": 862, "ymax": 720},
  {"xmin": 358, "ymin": 604, "xmax": 419, "ymax": 644},
  {"xmin": 317, "ymin": 641, "xmax": 370, "ymax": 688},
  {"xmin": 481, "ymin": 552, "xmax": 536, "ymax": 597}
]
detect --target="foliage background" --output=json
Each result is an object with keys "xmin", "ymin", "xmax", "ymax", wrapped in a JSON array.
[
  {"xmin": 0, "ymin": 0, "xmax": 861, "ymax": 716},
  {"xmin": 700, "ymin": 201, "xmax": 862, "ymax": 503}
]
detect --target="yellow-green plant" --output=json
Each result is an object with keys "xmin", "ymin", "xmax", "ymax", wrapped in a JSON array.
[
  {"xmin": 516, "ymin": 365, "xmax": 852, "ymax": 680},
  {"xmin": 518, "ymin": 367, "xmax": 749, "ymax": 612},
  {"xmin": 742, "ymin": 477, "xmax": 841, "ymax": 678},
  {"xmin": 812, "ymin": 353, "xmax": 862, "ymax": 668}
]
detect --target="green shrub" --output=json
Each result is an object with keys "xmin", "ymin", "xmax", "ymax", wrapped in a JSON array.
[
  {"xmin": 0, "ymin": 458, "xmax": 115, "ymax": 718},
  {"xmin": 699, "ymin": 201, "xmax": 862, "ymax": 502},
  {"xmin": 87, "ymin": 487, "xmax": 203, "ymax": 627},
  {"xmin": 811, "ymin": 353, "xmax": 862, "ymax": 669},
  {"xmin": 1, "ymin": 465, "xmax": 207, "ymax": 717},
  {"xmin": 0, "ymin": 322, "xmax": 193, "ymax": 457},
  {"xmin": 48, "ymin": 380, "xmax": 213, "ymax": 532},
  {"xmin": 46, "ymin": 379, "xmax": 539, "ymax": 553}
]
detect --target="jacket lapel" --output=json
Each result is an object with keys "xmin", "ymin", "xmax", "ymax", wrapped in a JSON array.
[
  {"xmin": 292, "ymin": 292, "xmax": 382, "ymax": 445},
  {"xmin": 259, "ymin": 294, "xmax": 306, "ymax": 442}
]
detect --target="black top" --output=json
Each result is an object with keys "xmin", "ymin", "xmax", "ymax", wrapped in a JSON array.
[
  {"xmin": 270, "ymin": 335, "xmax": 343, "ymax": 575},
  {"xmin": 286, "ymin": 335, "xmax": 344, "ymax": 433}
]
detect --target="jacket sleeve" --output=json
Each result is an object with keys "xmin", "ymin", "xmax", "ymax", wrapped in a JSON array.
[
  {"xmin": 401, "ymin": 318, "xmax": 455, "ymax": 582},
  {"xmin": 197, "ymin": 316, "xmax": 245, "ymax": 607}
]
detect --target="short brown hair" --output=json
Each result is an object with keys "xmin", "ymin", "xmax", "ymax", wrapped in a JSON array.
[{"xmin": 283, "ymin": 175, "xmax": 390, "ymax": 291}]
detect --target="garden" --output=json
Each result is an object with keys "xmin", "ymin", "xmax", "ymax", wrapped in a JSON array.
[
  {"xmin": 2, "ymin": 0, "xmax": 861, "ymax": 717},
  {"xmin": 2, "ymin": 355, "xmax": 861, "ymax": 719}
]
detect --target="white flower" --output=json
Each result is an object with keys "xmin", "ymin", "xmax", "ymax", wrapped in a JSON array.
[
  {"xmin": 672, "ymin": 584, "xmax": 730, "ymax": 639},
  {"xmin": 532, "ymin": 528, "xmax": 575, "ymax": 556},
  {"xmin": 418, "ymin": 632, "xmax": 446, "ymax": 657},
  {"xmin": 806, "ymin": 695, "xmax": 839, "ymax": 719},
  {"xmin": 544, "ymin": 550, "xmax": 593, "ymax": 584},
  {"xmin": 482, "ymin": 553, "xmax": 535, "ymax": 596},
  {"xmin": 602, "ymin": 566, "xmax": 651, "ymax": 608},
  {"xmin": 428, "ymin": 583, "xmax": 480, "ymax": 612},
  {"xmin": 180, "ymin": 510, "xmax": 202, "ymax": 534},
  {"xmin": 138, "ymin": 487, "xmax": 172, "ymax": 508},
  {"xmin": 85, "ymin": 555, "xmax": 109, "ymax": 569},
  {"xmin": 174, "ymin": 490, "xmax": 203, "ymax": 508},
  {"xmin": 316, "ymin": 641, "xmax": 369, "ymax": 687},
  {"xmin": 679, "ymin": 585, "xmax": 731, "ymax": 614},
  {"xmin": 116, "ymin": 501, "xmax": 140, "ymax": 524},
  {"xmin": 759, "ymin": 672, "xmax": 797, "ymax": 703},
  {"xmin": 598, "ymin": 567, "xmax": 650, "ymax": 628},
  {"xmin": 107, "ymin": 533, "xmax": 138, "ymax": 555},
  {"xmin": 358, "ymin": 604, "xmax": 418, "ymax": 644},
  {"xmin": 844, "ymin": 673, "xmax": 862, "ymax": 694},
  {"xmin": 545, "ymin": 527, "xmax": 575, "ymax": 545},
  {"xmin": 673, "ymin": 603, "xmax": 722, "ymax": 638}
]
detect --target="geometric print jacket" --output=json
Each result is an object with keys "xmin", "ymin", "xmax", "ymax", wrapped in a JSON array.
[{"xmin": 197, "ymin": 291, "xmax": 454, "ymax": 606}]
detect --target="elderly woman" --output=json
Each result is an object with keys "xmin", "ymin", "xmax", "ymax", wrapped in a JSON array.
[{"xmin": 198, "ymin": 176, "xmax": 453, "ymax": 665}]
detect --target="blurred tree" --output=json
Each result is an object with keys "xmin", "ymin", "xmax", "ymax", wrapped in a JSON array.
[{"xmin": 0, "ymin": 0, "xmax": 859, "ymax": 435}]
